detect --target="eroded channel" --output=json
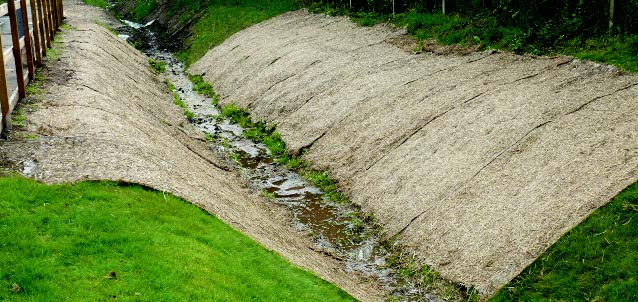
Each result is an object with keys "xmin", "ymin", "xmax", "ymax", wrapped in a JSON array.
[
  {"xmin": 118, "ymin": 20, "xmax": 445, "ymax": 301},
  {"xmin": 157, "ymin": 50, "xmax": 398, "ymax": 289}
]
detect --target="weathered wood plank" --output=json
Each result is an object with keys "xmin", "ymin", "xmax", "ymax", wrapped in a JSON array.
[
  {"xmin": 0, "ymin": 26, "xmax": 9, "ymax": 133},
  {"xmin": 36, "ymin": 0, "xmax": 47, "ymax": 54},
  {"xmin": 30, "ymin": 0, "xmax": 42, "ymax": 65},
  {"xmin": 20, "ymin": 0, "xmax": 35, "ymax": 81},
  {"xmin": 7, "ymin": 0, "xmax": 26, "ymax": 99}
]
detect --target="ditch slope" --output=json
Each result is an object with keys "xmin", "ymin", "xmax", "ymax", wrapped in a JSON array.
[
  {"xmin": 189, "ymin": 10, "xmax": 638, "ymax": 295},
  {"xmin": 0, "ymin": 1, "xmax": 383, "ymax": 300}
]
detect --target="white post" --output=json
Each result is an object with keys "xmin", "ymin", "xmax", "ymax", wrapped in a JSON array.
[
  {"xmin": 609, "ymin": 0, "xmax": 614, "ymax": 31},
  {"xmin": 442, "ymin": 0, "xmax": 446, "ymax": 15},
  {"xmin": 393, "ymin": 0, "xmax": 395, "ymax": 16}
]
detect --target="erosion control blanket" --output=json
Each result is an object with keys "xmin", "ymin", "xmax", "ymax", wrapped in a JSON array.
[
  {"xmin": 0, "ymin": 1, "xmax": 384, "ymax": 301},
  {"xmin": 190, "ymin": 10, "xmax": 638, "ymax": 295}
]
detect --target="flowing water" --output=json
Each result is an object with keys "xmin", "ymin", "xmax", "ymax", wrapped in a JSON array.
[{"xmin": 116, "ymin": 20, "xmax": 439, "ymax": 301}]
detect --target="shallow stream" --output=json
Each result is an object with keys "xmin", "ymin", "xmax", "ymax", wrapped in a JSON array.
[{"xmin": 117, "ymin": 20, "xmax": 438, "ymax": 301}]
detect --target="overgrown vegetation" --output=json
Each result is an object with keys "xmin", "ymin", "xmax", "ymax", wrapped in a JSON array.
[
  {"xmin": 216, "ymin": 103, "xmax": 349, "ymax": 201},
  {"xmin": 188, "ymin": 74, "xmax": 217, "ymax": 100},
  {"xmin": 166, "ymin": 80, "xmax": 194, "ymax": 120},
  {"xmin": 112, "ymin": 0, "xmax": 158, "ymax": 21},
  {"xmin": 491, "ymin": 182, "xmax": 638, "ymax": 301},
  {"xmin": 303, "ymin": 0, "xmax": 638, "ymax": 72},
  {"xmin": 148, "ymin": 58, "xmax": 166, "ymax": 73},
  {"xmin": 384, "ymin": 243, "xmax": 480, "ymax": 302},
  {"xmin": 107, "ymin": 0, "xmax": 638, "ymax": 70},
  {"xmin": 0, "ymin": 176, "xmax": 355, "ymax": 301}
]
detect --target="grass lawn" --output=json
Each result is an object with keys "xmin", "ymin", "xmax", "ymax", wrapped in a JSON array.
[
  {"xmin": 0, "ymin": 176, "xmax": 355, "ymax": 301},
  {"xmin": 491, "ymin": 182, "xmax": 638, "ymax": 301}
]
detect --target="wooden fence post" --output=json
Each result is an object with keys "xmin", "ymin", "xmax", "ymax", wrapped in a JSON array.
[
  {"xmin": 7, "ymin": 0, "xmax": 26, "ymax": 99},
  {"xmin": 19, "ymin": 0, "xmax": 35, "ymax": 81},
  {"xmin": 0, "ymin": 34, "xmax": 10, "ymax": 132},
  {"xmin": 36, "ymin": 0, "xmax": 48, "ymax": 54},
  {"xmin": 50, "ymin": 0, "xmax": 57, "ymax": 29},
  {"xmin": 29, "ymin": 0, "xmax": 42, "ymax": 65},
  {"xmin": 609, "ymin": 0, "xmax": 615, "ymax": 31},
  {"xmin": 42, "ymin": 0, "xmax": 55, "ymax": 41},
  {"xmin": 58, "ymin": 0, "xmax": 62, "ymax": 22}
]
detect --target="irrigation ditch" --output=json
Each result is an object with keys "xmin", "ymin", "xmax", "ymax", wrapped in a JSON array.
[{"xmin": 114, "ymin": 18, "xmax": 479, "ymax": 302}]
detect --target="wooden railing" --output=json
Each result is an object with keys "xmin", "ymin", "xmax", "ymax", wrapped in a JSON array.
[{"xmin": 0, "ymin": 0, "xmax": 63, "ymax": 134}]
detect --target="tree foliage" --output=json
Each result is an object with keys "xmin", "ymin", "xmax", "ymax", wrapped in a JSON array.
[{"xmin": 302, "ymin": 0, "xmax": 638, "ymax": 36}]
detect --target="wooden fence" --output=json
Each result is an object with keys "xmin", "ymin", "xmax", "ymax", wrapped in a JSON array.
[{"xmin": 0, "ymin": 0, "xmax": 63, "ymax": 134}]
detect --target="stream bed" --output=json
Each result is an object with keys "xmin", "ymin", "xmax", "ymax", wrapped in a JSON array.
[{"xmin": 116, "ymin": 20, "xmax": 441, "ymax": 301}]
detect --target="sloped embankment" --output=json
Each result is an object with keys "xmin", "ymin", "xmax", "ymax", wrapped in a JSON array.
[
  {"xmin": 0, "ymin": 1, "xmax": 382, "ymax": 300},
  {"xmin": 189, "ymin": 10, "xmax": 638, "ymax": 295}
]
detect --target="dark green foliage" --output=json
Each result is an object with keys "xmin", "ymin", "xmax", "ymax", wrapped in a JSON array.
[
  {"xmin": 220, "ymin": 104, "xmax": 286, "ymax": 157},
  {"xmin": 113, "ymin": 0, "xmax": 158, "ymax": 21},
  {"xmin": 188, "ymin": 74, "xmax": 217, "ymax": 99},
  {"xmin": 0, "ymin": 177, "xmax": 356, "ymax": 301},
  {"xmin": 305, "ymin": 0, "xmax": 638, "ymax": 71},
  {"xmin": 303, "ymin": 0, "xmax": 638, "ymax": 35},
  {"xmin": 172, "ymin": 92, "xmax": 195, "ymax": 120},
  {"xmin": 491, "ymin": 182, "xmax": 638, "ymax": 301},
  {"xmin": 219, "ymin": 103, "xmax": 354, "ymax": 203},
  {"xmin": 148, "ymin": 58, "xmax": 166, "ymax": 73}
]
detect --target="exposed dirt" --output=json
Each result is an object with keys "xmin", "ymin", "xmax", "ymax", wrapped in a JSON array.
[
  {"xmin": 0, "ymin": 1, "xmax": 385, "ymax": 301},
  {"xmin": 189, "ymin": 10, "xmax": 638, "ymax": 296}
]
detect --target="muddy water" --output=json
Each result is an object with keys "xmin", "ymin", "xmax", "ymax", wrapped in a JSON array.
[
  {"xmin": 156, "ymin": 50, "xmax": 392, "ymax": 273},
  {"xmin": 117, "ymin": 21, "xmax": 433, "ymax": 300}
]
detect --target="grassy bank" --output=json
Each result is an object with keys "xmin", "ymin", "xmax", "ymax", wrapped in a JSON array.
[
  {"xmin": 491, "ymin": 182, "xmax": 638, "ymax": 301},
  {"xmin": 175, "ymin": 0, "xmax": 299, "ymax": 64},
  {"xmin": 0, "ymin": 176, "xmax": 355, "ymax": 301},
  {"xmin": 306, "ymin": 5, "xmax": 638, "ymax": 72},
  {"xmin": 98, "ymin": 0, "xmax": 638, "ymax": 71}
]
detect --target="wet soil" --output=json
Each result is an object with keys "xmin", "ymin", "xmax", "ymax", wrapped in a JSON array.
[
  {"xmin": 155, "ymin": 50, "xmax": 405, "ymax": 294},
  {"xmin": 114, "ymin": 17, "xmax": 436, "ymax": 298}
]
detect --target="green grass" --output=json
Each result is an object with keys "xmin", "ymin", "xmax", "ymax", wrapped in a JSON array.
[
  {"xmin": 0, "ymin": 176, "xmax": 356, "ymax": 301},
  {"xmin": 188, "ymin": 74, "xmax": 217, "ymax": 100},
  {"xmin": 113, "ymin": 0, "xmax": 157, "ymax": 21},
  {"xmin": 491, "ymin": 182, "xmax": 638, "ymax": 301},
  {"xmin": 83, "ymin": 0, "xmax": 109, "ymax": 8},
  {"xmin": 172, "ymin": 92, "xmax": 195, "ymax": 120},
  {"xmin": 218, "ymin": 103, "xmax": 346, "ymax": 204},
  {"xmin": 568, "ymin": 35, "xmax": 638, "ymax": 72},
  {"xmin": 175, "ymin": 0, "xmax": 299, "ymax": 65},
  {"xmin": 148, "ymin": 58, "xmax": 166, "ymax": 73},
  {"xmin": 309, "ymin": 6, "xmax": 638, "ymax": 73}
]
